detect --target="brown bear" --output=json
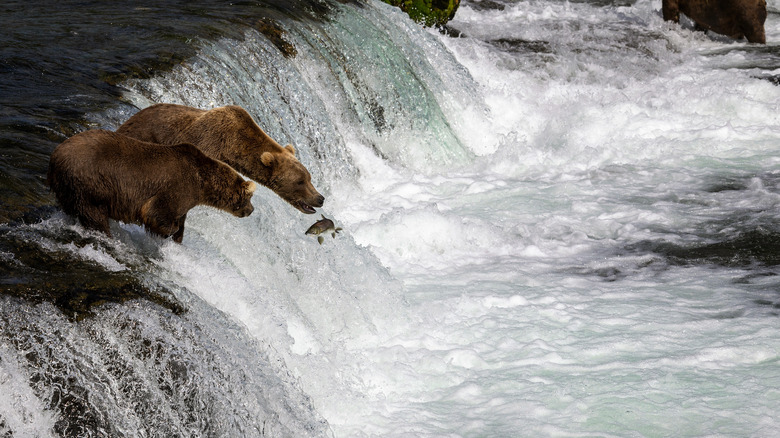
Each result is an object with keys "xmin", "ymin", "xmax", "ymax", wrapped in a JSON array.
[
  {"xmin": 117, "ymin": 104, "xmax": 325, "ymax": 214},
  {"xmin": 47, "ymin": 129, "xmax": 256, "ymax": 243},
  {"xmin": 663, "ymin": 0, "xmax": 767, "ymax": 44}
]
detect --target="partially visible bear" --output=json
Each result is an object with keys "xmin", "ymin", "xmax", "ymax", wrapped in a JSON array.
[
  {"xmin": 663, "ymin": 0, "xmax": 766, "ymax": 44},
  {"xmin": 117, "ymin": 104, "xmax": 325, "ymax": 214},
  {"xmin": 47, "ymin": 129, "xmax": 256, "ymax": 243}
]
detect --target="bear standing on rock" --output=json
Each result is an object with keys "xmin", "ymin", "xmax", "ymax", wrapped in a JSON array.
[
  {"xmin": 663, "ymin": 0, "xmax": 767, "ymax": 44},
  {"xmin": 47, "ymin": 130, "xmax": 256, "ymax": 243},
  {"xmin": 117, "ymin": 104, "xmax": 325, "ymax": 215}
]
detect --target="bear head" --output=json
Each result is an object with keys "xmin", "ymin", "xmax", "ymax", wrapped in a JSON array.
[
  {"xmin": 260, "ymin": 145, "xmax": 324, "ymax": 214},
  {"xmin": 229, "ymin": 180, "xmax": 257, "ymax": 218}
]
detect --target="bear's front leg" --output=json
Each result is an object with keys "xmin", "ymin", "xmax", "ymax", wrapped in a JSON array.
[
  {"xmin": 78, "ymin": 207, "xmax": 112, "ymax": 237},
  {"xmin": 148, "ymin": 219, "xmax": 180, "ymax": 241},
  {"xmin": 744, "ymin": 27, "xmax": 766, "ymax": 44},
  {"xmin": 662, "ymin": 0, "xmax": 680, "ymax": 22},
  {"xmin": 741, "ymin": 13, "xmax": 766, "ymax": 44},
  {"xmin": 141, "ymin": 196, "xmax": 182, "ymax": 241},
  {"xmin": 172, "ymin": 214, "xmax": 187, "ymax": 244}
]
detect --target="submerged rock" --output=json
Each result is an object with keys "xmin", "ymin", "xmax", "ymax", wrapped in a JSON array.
[
  {"xmin": 254, "ymin": 18, "xmax": 297, "ymax": 58},
  {"xmin": 0, "ymin": 227, "xmax": 183, "ymax": 320},
  {"xmin": 381, "ymin": 0, "xmax": 460, "ymax": 28}
]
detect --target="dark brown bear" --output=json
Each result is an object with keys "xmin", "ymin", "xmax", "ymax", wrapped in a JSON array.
[
  {"xmin": 663, "ymin": 0, "xmax": 766, "ymax": 44},
  {"xmin": 47, "ymin": 130, "xmax": 256, "ymax": 243},
  {"xmin": 117, "ymin": 104, "xmax": 325, "ymax": 214}
]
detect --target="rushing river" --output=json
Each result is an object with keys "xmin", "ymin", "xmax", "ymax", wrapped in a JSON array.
[{"xmin": 2, "ymin": 0, "xmax": 780, "ymax": 436}]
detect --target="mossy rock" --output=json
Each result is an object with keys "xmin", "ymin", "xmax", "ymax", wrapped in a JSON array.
[{"xmin": 382, "ymin": 0, "xmax": 460, "ymax": 28}]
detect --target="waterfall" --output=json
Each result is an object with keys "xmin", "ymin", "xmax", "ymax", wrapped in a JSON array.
[
  {"xmin": 2, "ymin": 1, "xmax": 480, "ymax": 436},
  {"xmin": 7, "ymin": 0, "xmax": 780, "ymax": 436}
]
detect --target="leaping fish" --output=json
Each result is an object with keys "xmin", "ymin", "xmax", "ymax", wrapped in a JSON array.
[{"xmin": 305, "ymin": 215, "xmax": 342, "ymax": 244}]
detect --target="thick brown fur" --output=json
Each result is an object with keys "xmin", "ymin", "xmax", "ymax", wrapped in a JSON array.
[
  {"xmin": 663, "ymin": 0, "xmax": 766, "ymax": 44},
  {"xmin": 47, "ymin": 130, "xmax": 256, "ymax": 243},
  {"xmin": 117, "ymin": 104, "xmax": 325, "ymax": 214}
]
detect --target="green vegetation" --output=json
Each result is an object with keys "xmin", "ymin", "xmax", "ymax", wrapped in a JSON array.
[{"xmin": 381, "ymin": 0, "xmax": 460, "ymax": 28}]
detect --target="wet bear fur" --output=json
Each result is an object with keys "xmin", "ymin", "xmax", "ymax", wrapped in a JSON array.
[
  {"xmin": 47, "ymin": 129, "xmax": 256, "ymax": 243},
  {"xmin": 663, "ymin": 0, "xmax": 766, "ymax": 44},
  {"xmin": 117, "ymin": 103, "xmax": 325, "ymax": 214}
]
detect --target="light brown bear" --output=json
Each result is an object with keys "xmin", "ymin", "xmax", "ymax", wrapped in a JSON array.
[
  {"xmin": 663, "ymin": 0, "xmax": 767, "ymax": 44},
  {"xmin": 117, "ymin": 104, "xmax": 325, "ymax": 214},
  {"xmin": 47, "ymin": 129, "xmax": 256, "ymax": 243}
]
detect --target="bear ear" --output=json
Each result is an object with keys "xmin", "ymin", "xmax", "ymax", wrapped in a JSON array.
[
  {"xmin": 244, "ymin": 181, "xmax": 257, "ymax": 195},
  {"xmin": 285, "ymin": 144, "xmax": 296, "ymax": 156},
  {"xmin": 261, "ymin": 151, "xmax": 275, "ymax": 167}
]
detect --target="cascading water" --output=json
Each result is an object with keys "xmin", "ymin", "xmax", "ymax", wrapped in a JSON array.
[{"xmin": 3, "ymin": 0, "xmax": 780, "ymax": 436}]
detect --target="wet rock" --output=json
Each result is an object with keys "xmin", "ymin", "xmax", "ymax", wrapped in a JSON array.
[
  {"xmin": 381, "ymin": 0, "xmax": 461, "ymax": 28},
  {"xmin": 0, "ymin": 229, "xmax": 183, "ymax": 320},
  {"xmin": 254, "ymin": 18, "xmax": 297, "ymax": 58}
]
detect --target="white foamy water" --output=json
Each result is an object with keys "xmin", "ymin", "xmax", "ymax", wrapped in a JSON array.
[{"xmin": 12, "ymin": 0, "xmax": 780, "ymax": 436}]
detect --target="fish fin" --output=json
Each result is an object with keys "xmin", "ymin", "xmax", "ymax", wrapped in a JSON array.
[{"xmin": 318, "ymin": 236, "xmax": 324, "ymax": 244}]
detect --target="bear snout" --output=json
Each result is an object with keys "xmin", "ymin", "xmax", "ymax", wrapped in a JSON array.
[
  {"xmin": 235, "ymin": 203, "xmax": 254, "ymax": 218},
  {"xmin": 296, "ymin": 192, "xmax": 325, "ymax": 214}
]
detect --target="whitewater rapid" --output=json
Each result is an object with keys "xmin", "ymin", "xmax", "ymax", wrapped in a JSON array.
[
  {"xmin": 146, "ymin": 0, "xmax": 780, "ymax": 434},
  {"xmin": 7, "ymin": 0, "xmax": 780, "ymax": 436}
]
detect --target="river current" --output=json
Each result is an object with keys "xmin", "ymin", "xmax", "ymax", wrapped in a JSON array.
[{"xmin": 2, "ymin": 0, "xmax": 780, "ymax": 436}]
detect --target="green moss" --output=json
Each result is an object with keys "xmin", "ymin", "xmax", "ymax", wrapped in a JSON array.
[{"xmin": 382, "ymin": 0, "xmax": 460, "ymax": 28}]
